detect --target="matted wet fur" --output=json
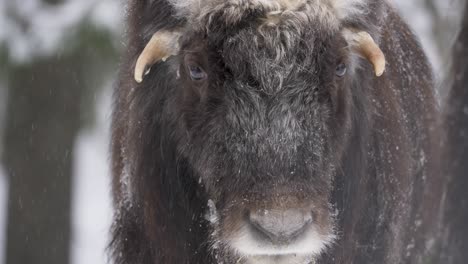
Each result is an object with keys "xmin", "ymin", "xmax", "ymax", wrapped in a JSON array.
[{"xmin": 110, "ymin": 0, "xmax": 438, "ymax": 263}]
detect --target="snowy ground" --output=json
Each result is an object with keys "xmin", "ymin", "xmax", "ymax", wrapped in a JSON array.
[
  {"xmin": 0, "ymin": 166, "xmax": 7, "ymax": 264},
  {"xmin": 70, "ymin": 88, "xmax": 113, "ymax": 264}
]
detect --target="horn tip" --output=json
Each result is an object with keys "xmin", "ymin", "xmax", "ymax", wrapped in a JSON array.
[
  {"xmin": 134, "ymin": 61, "xmax": 147, "ymax": 83},
  {"xmin": 374, "ymin": 59, "xmax": 386, "ymax": 77},
  {"xmin": 134, "ymin": 70, "xmax": 143, "ymax": 83},
  {"xmin": 375, "ymin": 67, "xmax": 385, "ymax": 77}
]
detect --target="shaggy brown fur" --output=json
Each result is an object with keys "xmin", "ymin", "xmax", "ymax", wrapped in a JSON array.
[{"xmin": 110, "ymin": 1, "xmax": 437, "ymax": 263}]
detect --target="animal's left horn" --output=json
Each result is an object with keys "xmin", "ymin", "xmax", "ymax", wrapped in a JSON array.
[
  {"xmin": 344, "ymin": 30, "xmax": 386, "ymax": 77},
  {"xmin": 134, "ymin": 29, "xmax": 182, "ymax": 83}
]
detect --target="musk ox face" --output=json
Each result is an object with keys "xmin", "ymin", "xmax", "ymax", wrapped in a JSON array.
[
  {"xmin": 177, "ymin": 24, "xmax": 348, "ymax": 262},
  {"xmin": 133, "ymin": 0, "xmax": 385, "ymax": 262}
]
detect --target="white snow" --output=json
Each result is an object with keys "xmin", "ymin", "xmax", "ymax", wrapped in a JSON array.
[
  {"xmin": 0, "ymin": 165, "xmax": 7, "ymax": 264},
  {"xmin": 70, "ymin": 87, "xmax": 113, "ymax": 264},
  {"xmin": 0, "ymin": 0, "xmax": 123, "ymax": 64},
  {"xmin": 393, "ymin": 0, "xmax": 462, "ymax": 75},
  {"xmin": 206, "ymin": 199, "xmax": 219, "ymax": 224},
  {"xmin": 0, "ymin": 82, "xmax": 7, "ymax": 264},
  {"xmin": 0, "ymin": 83, "xmax": 6, "ymax": 158},
  {"xmin": 393, "ymin": 0, "xmax": 441, "ymax": 71},
  {"xmin": 89, "ymin": 0, "xmax": 123, "ymax": 35}
]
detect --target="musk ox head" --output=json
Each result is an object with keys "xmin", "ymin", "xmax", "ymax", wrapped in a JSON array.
[{"xmin": 134, "ymin": 0, "xmax": 385, "ymax": 263}]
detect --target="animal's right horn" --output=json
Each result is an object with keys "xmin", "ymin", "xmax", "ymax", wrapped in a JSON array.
[
  {"xmin": 344, "ymin": 30, "xmax": 386, "ymax": 77},
  {"xmin": 134, "ymin": 30, "xmax": 182, "ymax": 83}
]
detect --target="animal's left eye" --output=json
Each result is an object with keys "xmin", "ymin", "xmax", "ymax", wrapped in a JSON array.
[
  {"xmin": 188, "ymin": 64, "xmax": 207, "ymax": 81},
  {"xmin": 335, "ymin": 63, "xmax": 347, "ymax": 77}
]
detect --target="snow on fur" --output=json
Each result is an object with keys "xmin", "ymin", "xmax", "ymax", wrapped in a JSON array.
[{"xmin": 168, "ymin": 0, "xmax": 370, "ymax": 26}]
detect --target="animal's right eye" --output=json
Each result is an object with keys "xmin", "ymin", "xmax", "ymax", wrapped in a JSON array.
[
  {"xmin": 335, "ymin": 63, "xmax": 347, "ymax": 77},
  {"xmin": 188, "ymin": 64, "xmax": 207, "ymax": 81}
]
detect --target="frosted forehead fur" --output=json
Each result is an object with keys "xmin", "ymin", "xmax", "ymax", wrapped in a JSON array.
[
  {"xmin": 134, "ymin": 0, "xmax": 385, "ymax": 82},
  {"xmin": 168, "ymin": 0, "xmax": 369, "ymax": 27}
]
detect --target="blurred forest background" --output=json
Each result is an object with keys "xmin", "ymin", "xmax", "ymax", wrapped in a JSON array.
[{"xmin": 0, "ymin": 0, "xmax": 464, "ymax": 264}]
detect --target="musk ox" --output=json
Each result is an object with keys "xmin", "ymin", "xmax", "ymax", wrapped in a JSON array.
[{"xmin": 110, "ymin": 0, "xmax": 437, "ymax": 263}]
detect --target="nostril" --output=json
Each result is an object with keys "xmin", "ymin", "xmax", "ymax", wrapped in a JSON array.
[{"xmin": 248, "ymin": 209, "xmax": 313, "ymax": 244}]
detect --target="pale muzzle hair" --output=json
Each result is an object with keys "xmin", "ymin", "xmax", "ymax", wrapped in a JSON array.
[{"xmin": 134, "ymin": 0, "xmax": 386, "ymax": 83}]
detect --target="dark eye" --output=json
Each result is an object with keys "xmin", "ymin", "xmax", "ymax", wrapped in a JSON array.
[
  {"xmin": 335, "ymin": 63, "xmax": 347, "ymax": 77},
  {"xmin": 188, "ymin": 64, "xmax": 207, "ymax": 81}
]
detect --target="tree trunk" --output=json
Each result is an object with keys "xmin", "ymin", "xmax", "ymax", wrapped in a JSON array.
[{"xmin": 4, "ymin": 56, "xmax": 82, "ymax": 264}]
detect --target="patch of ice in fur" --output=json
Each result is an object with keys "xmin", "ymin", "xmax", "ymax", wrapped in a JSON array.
[{"xmin": 206, "ymin": 199, "xmax": 219, "ymax": 224}]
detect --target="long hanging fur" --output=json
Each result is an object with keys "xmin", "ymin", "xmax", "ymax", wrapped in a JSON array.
[{"xmin": 110, "ymin": 1, "xmax": 438, "ymax": 263}]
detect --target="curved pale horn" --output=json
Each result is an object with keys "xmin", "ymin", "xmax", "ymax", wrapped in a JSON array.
[
  {"xmin": 344, "ymin": 30, "xmax": 386, "ymax": 77},
  {"xmin": 134, "ymin": 30, "xmax": 182, "ymax": 83}
]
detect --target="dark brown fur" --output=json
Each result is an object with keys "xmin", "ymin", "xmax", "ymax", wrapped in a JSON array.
[
  {"xmin": 110, "ymin": 1, "xmax": 438, "ymax": 263},
  {"xmin": 322, "ymin": 10, "xmax": 440, "ymax": 263}
]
